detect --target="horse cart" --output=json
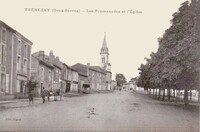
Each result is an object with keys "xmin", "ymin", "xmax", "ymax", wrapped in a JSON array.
[{"xmin": 43, "ymin": 89, "xmax": 62, "ymax": 101}]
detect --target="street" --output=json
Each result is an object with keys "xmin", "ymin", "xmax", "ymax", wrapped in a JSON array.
[{"xmin": 0, "ymin": 91, "xmax": 199, "ymax": 132}]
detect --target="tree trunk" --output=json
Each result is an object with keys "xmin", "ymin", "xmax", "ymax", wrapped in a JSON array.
[
  {"xmin": 168, "ymin": 88, "xmax": 171, "ymax": 101},
  {"xmin": 153, "ymin": 89, "xmax": 154, "ymax": 97},
  {"xmin": 155, "ymin": 88, "xmax": 157, "ymax": 99},
  {"xmin": 198, "ymin": 90, "xmax": 200, "ymax": 103},
  {"xmin": 173, "ymin": 89, "xmax": 176, "ymax": 98},
  {"xmin": 184, "ymin": 90, "xmax": 189, "ymax": 105},
  {"xmin": 162, "ymin": 89, "xmax": 165, "ymax": 100},
  {"xmin": 175, "ymin": 90, "xmax": 178, "ymax": 104},
  {"xmin": 158, "ymin": 88, "xmax": 161, "ymax": 100}
]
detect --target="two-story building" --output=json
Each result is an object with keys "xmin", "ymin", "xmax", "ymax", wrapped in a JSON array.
[
  {"xmin": 48, "ymin": 51, "xmax": 63, "ymax": 91},
  {"xmin": 61, "ymin": 63, "xmax": 68, "ymax": 93},
  {"xmin": 72, "ymin": 63, "xmax": 107, "ymax": 92},
  {"xmin": 31, "ymin": 51, "xmax": 54, "ymax": 94},
  {"xmin": 70, "ymin": 67, "xmax": 78, "ymax": 92},
  {"xmin": 71, "ymin": 63, "xmax": 89, "ymax": 92},
  {"xmin": 89, "ymin": 66, "xmax": 107, "ymax": 91},
  {"xmin": 0, "ymin": 20, "xmax": 32, "ymax": 96}
]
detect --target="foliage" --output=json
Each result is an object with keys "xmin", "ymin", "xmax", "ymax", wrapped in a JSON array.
[
  {"xmin": 137, "ymin": 0, "xmax": 200, "ymax": 103},
  {"xmin": 26, "ymin": 78, "xmax": 38, "ymax": 95},
  {"xmin": 115, "ymin": 73, "xmax": 127, "ymax": 86}
]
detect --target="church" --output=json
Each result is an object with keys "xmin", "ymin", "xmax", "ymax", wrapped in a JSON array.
[
  {"xmin": 99, "ymin": 33, "xmax": 112, "ymax": 90},
  {"xmin": 72, "ymin": 33, "xmax": 112, "ymax": 91}
]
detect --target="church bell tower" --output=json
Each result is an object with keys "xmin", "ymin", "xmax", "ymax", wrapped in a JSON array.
[{"xmin": 100, "ymin": 32, "xmax": 111, "ymax": 71}]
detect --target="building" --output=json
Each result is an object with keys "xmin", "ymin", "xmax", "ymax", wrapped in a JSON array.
[
  {"xmin": 71, "ymin": 63, "xmax": 89, "ymax": 92},
  {"xmin": 111, "ymin": 80, "xmax": 117, "ymax": 90},
  {"xmin": 88, "ymin": 65, "xmax": 107, "ymax": 91},
  {"xmin": 72, "ymin": 63, "xmax": 107, "ymax": 92},
  {"xmin": 48, "ymin": 51, "xmax": 63, "ymax": 91},
  {"xmin": 99, "ymin": 33, "xmax": 112, "ymax": 90},
  {"xmin": 100, "ymin": 33, "xmax": 111, "ymax": 72},
  {"xmin": 65, "ymin": 66, "xmax": 78, "ymax": 92},
  {"xmin": 31, "ymin": 51, "xmax": 54, "ymax": 94},
  {"xmin": 78, "ymin": 72, "xmax": 89, "ymax": 92},
  {"xmin": 61, "ymin": 63, "xmax": 69, "ymax": 93},
  {"xmin": 70, "ymin": 67, "xmax": 79, "ymax": 92},
  {"xmin": 0, "ymin": 20, "xmax": 32, "ymax": 96}
]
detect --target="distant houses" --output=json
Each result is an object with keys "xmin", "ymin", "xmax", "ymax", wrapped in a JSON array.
[
  {"xmin": 72, "ymin": 63, "xmax": 108, "ymax": 92},
  {"xmin": 0, "ymin": 20, "xmax": 112, "ymax": 98}
]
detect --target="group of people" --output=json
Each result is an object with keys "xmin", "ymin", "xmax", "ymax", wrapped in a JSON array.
[{"xmin": 28, "ymin": 87, "xmax": 61, "ymax": 104}]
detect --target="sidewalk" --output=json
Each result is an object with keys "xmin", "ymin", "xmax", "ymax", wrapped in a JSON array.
[
  {"xmin": 0, "ymin": 97, "xmax": 41, "ymax": 105},
  {"xmin": 63, "ymin": 92, "xmax": 83, "ymax": 97},
  {"xmin": 133, "ymin": 90, "xmax": 200, "ymax": 108}
]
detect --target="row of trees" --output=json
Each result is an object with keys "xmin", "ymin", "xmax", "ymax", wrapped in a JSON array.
[{"xmin": 137, "ymin": 0, "xmax": 200, "ymax": 104}]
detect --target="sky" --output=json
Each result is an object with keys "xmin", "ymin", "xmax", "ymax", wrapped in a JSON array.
[{"xmin": 0, "ymin": 0, "xmax": 187, "ymax": 81}]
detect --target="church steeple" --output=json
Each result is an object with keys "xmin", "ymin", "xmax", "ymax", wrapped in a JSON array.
[
  {"xmin": 100, "ymin": 32, "xmax": 111, "ymax": 71},
  {"xmin": 100, "ymin": 32, "xmax": 109, "ymax": 55}
]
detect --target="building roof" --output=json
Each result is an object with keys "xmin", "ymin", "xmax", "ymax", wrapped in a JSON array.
[
  {"xmin": 89, "ymin": 66, "xmax": 107, "ymax": 74},
  {"xmin": 0, "ymin": 20, "xmax": 33, "ymax": 45},
  {"xmin": 71, "ymin": 63, "xmax": 88, "ymax": 75},
  {"xmin": 31, "ymin": 54, "xmax": 54, "ymax": 69},
  {"xmin": 78, "ymin": 72, "xmax": 88, "ymax": 77},
  {"xmin": 72, "ymin": 63, "xmax": 107, "ymax": 75}
]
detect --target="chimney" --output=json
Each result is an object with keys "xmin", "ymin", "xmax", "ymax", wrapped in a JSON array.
[
  {"xmin": 56, "ymin": 56, "xmax": 59, "ymax": 60},
  {"xmin": 49, "ymin": 50, "xmax": 55, "ymax": 63},
  {"xmin": 49, "ymin": 50, "xmax": 53, "ymax": 56},
  {"xmin": 39, "ymin": 51, "xmax": 45, "ymax": 60},
  {"xmin": 39, "ymin": 51, "xmax": 44, "ymax": 56}
]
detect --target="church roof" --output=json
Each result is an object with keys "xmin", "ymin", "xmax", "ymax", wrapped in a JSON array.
[{"xmin": 100, "ymin": 33, "xmax": 109, "ymax": 54}]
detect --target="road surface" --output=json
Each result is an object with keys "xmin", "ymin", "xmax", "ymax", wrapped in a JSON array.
[{"xmin": 0, "ymin": 91, "xmax": 199, "ymax": 132}]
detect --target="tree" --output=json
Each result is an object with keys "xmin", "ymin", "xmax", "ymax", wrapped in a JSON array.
[
  {"xmin": 115, "ymin": 73, "xmax": 127, "ymax": 86},
  {"xmin": 26, "ymin": 78, "xmax": 38, "ymax": 95},
  {"xmin": 137, "ymin": 0, "xmax": 200, "ymax": 104}
]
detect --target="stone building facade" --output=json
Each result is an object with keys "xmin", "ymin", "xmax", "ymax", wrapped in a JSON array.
[
  {"xmin": 48, "ymin": 51, "xmax": 63, "ymax": 91},
  {"xmin": 0, "ymin": 20, "xmax": 32, "ymax": 96},
  {"xmin": 72, "ymin": 63, "xmax": 107, "ymax": 92},
  {"xmin": 31, "ymin": 51, "xmax": 54, "ymax": 94}
]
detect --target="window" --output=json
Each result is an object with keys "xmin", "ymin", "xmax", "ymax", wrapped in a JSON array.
[
  {"xmin": 49, "ymin": 70, "xmax": 51, "ymax": 81},
  {"xmin": 23, "ymin": 58, "xmax": 27, "ymax": 73},
  {"xmin": 24, "ymin": 59, "xmax": 27, "ymax": 66},
  {"xmin": 41, "ymin": 67, "xmax": 44, "ymax": 80},
  {"xmin": 102, "ymin": 57, "xmax": 105, "ymax": 63},
  {"xmin": 17, "ymin": 39, "xmax": 21, "ymax": 55},
  {"xmin": 23, "ymin": 59, "xmax": 27, "ymax": 73},
  {"xmin": 24, "ymin": 44, "xmax": 27, "ymax": 58},
  {"xmin": 56, "ymin": 69, "xmax": 58, "ymax": 79},
  {"xmin": 1, "ymin": 45, "xmax": 5, "ymax": 64},
  {"xmin": 1, "ymin": 28, "xmax": 7, "ymax": 43},
  {"xmin": 17, "ymin": 56, "xmax": 21, "ymax": 72}
]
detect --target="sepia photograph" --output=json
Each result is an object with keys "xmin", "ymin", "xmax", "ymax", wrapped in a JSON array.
[{"xmin": 0, "ymin": 0, "xmax": 199, "ymax": 131}]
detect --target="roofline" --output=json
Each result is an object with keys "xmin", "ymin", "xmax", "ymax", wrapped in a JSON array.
[
  {"xmin": 0, "ymin": 20, "xmax": 33, "ymax": 45},
  {"xmin": 89, "ymin": 67, "xmax": 106, "ymax": 74},
  {"xmin": 31, "ymin": 55, "xmax": 54, "ymax": 69},
  {"xmin": 78, "ymin": 72, "xmax": 88, "ymax": 77}
]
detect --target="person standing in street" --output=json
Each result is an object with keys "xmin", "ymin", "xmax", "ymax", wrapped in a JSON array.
[{"xmin": 41, "ymin": 87, "xmax": 46, "ymax": 103}]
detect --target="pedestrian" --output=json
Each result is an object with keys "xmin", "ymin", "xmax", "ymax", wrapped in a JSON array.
[
  {"xmin": 41, "ymin": 87, "xmax": 46, "ymax": 103},
  {"xmin": 28, "ymin": 90, "xmax": 34, "ymax": 104}
]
